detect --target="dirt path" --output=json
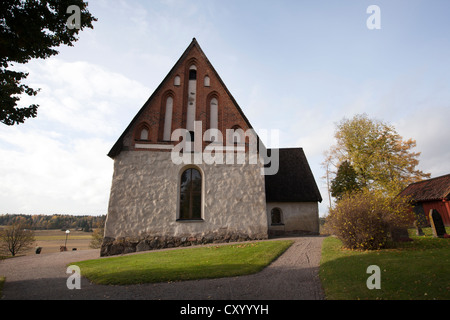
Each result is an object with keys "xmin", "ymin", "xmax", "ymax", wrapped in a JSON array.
[{"xmin": 0, "ymin": 236, "xmax": 325, "ymax": 300}]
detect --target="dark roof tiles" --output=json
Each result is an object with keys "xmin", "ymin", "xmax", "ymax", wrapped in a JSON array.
[
  {"xmin": 265, "ymin": 148, "xmax": 322, "ymax": 203},
  {"xmin": 399, "ymin": 174, "xmax": 450, "ymax": 202}
]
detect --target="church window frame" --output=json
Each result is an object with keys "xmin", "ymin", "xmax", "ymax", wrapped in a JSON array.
[
  {"xmin": 177, "ymin": 166, "xmax": 204, "ymax": 221},
  {"xmin": 174, "ymin": 75, "xmax": 181, "ymax": 86},
  {"xmin": 134, "ymin": 122, "xmax": 151, "ymax": 142},
  {"xmin": 162, "ymin": 95, "xmax": 174, "ymax": 141},
  {"xmin": 271, "ymin": 207, "xmax": 284, "ymax": 225}
]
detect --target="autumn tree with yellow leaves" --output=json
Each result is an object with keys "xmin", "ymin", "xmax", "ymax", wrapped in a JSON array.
[{"xmin": 323, "ymin": 114, "xmax": 429, "ymax": 249}]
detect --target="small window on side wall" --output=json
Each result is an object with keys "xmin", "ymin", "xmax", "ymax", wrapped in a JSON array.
[{"xmin": 271, "ymin": 208, "xmax": 283, "ymax": 225}]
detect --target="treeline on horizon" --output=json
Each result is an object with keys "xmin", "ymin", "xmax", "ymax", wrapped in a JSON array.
[{"xmin": 0, "ymin": 213, "xmax": 106, "ymax": 231}]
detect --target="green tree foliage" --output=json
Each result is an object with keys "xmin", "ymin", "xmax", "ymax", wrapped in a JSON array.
[
  {"xmin": 0, "ymin": 0, "xmax": 97, "ymax": 125},
  {"xmin": 330, "ymin": 160, "xmax": 362, "ymax": 200},
  {"xmin": 0, "ymin": 213, "xmax": 105, "ymax": 230},
  {"xmin": 324, "ymin": 114, "xmax": 430, "ymax": 196}
]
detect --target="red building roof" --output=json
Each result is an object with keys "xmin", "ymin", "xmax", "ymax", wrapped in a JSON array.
[{"xmin": 399, "ymin": 174, "xmax": 450, "ymax": 202}]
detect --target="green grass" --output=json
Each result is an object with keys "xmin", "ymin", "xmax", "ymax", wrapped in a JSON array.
[
  {"xmin": 0, "ymin": 276, "xmax": 4, "ymax": 298},
  {"xmin": 319, "ymin": 228, "xmax": 450, "ymax": 300},
  {"xmin": 74, "ymin": 240, "xmax": 293, "ymax": 285}
]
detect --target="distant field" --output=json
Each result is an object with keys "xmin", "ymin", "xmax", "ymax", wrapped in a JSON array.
[{"xmin": 25, "ymin": 229, "xmax": 97, "ymax": 255}]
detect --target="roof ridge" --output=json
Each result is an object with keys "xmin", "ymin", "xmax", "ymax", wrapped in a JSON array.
[
  {"xmin": 107, "ymin": 38, "xmax": 256, "ymax": 158},
  {"xmin": 409, "ymin": 173, "xmax": 450, "ymax": 186}
]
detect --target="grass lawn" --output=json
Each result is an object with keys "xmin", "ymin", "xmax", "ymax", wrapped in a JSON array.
[
  {"xmin": 319, "ymin": 227, "xmax": 450, "ymax": 300},
  {"xmin": 0, "ymin": 276, "xmax": 4, "ymax": 297},
  {"xmin": 74, "ymin": 240, "xmax": 293, "ymax": 285}
]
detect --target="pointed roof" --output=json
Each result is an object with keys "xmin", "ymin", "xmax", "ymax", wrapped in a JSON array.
[
  {"xmin": 399, "ymin": 174, "xmax": 450, "ymax": 202},
  {"xmin": 107, "ymin": 38, "xmax": 255, "ymax": 158},
  {"xmin": 265, "ymin": 148, "xmax": 323, "ymax": 203}
]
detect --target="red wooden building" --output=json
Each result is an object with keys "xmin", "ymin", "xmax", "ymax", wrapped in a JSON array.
[{"xmin": 399, "ymin": 174, "xmax": 450, "ymax": 226}]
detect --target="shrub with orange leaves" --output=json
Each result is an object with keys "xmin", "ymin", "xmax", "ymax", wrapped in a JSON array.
[{"xmin": 325, "ymin": 189, "xmax": 413, "ymax": 250}]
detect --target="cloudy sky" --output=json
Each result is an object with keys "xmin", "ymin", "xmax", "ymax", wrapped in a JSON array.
[{"xmin": 1, "ymin": 0, "xmax": 449, "ymax": 216}]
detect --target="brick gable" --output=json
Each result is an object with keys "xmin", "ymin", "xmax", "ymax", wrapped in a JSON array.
[{"xmin": 108, "ymin": 38, "xmax": 255, "ymax": 158}]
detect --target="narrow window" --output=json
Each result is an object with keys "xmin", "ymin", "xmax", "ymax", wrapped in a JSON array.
[
  {"xmin": 179, "ymin": 168, "xmax": 202, "ymax": 220},
  {"xmin": 174, "ymin": 75, "xmax": 181, "ymax": 86},
  {"xmin": 210, "ymin": 98, "xmax": 218, "ymax": 131},
  {"xmin": 135, "ymin": 123, "xmax": 150, "ymax": 141},
  {"xmin": 204, "ymin": 75, "xmax": 210, "ymax": 87},
  {"xmin": 189, "ymin": 69, "xmax": 197, "ymax": 80},
  {"xmin": 140, "ymin": 128, "xmax": 149, "ymax": 140},
  {"xmin": 271, "ymin": 208, "xmax": 283, "ymax": 225},
  {"xmin": 163, "ymin": 96, "xmax": 173, "ymax": 141}
]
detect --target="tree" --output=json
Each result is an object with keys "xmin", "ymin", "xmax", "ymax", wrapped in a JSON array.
[
  {"xmin": 0, "ymin": 221, "xmax": 35, "ymax": 256},
  {"xmin": 325, "ymin": 114, "xmax": 430, "ymax": 196},
  {"xmin": 1, "ymin": 0, "xmax": 97, "ymax": 125},
  {"xmin": 330, "ymin": 160, "xmax": 362, "ymax": 200},
  {"xmin": 89, "ymin": 227, "xmax": 103, "ymax": 249}
]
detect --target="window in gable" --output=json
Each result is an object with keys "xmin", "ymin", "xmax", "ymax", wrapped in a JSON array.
[
  {"xmin": 174, "ymin": 75, "xmax": 181, "ymax": 86},
  {"xmin": 135, "ymin": 123, "xmax": 150, "ymax": 141},
  {"xmin": 140, "ymin": 128, "xmax": 149, "ymax": 140},
  {"xmin": 204, "ymin": 75, "xmax": 210, "ymax": 87},
  {"xmin": 189, "ymin": 69, "xmax": 197, "ymax": 80},
  {"xmin": 163, "ymin": 96, "xmax": 173, "ymax": 141}
]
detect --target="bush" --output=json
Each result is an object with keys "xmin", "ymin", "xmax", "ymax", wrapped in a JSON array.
[
  {"xmin": 89, "ymin": 228, "xmax": 104, "ymax": 249},
  {"xmin": 324, "ymin": 189, "xmax": 413, "ymax": 250}
]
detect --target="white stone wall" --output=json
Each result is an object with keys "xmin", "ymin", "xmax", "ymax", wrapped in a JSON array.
[
  {"xmin": 266, "ymin": 202, "xmax": 319, "ymax": 235},
  {"xmin": 104, "ymin": 151, "xmax": 268, "ymax": 244}
]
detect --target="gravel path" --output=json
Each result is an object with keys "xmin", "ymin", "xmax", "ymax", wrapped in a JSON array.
[{"xmin": 0, "ymin": 236, "xmax": 325, "ymax": 300}]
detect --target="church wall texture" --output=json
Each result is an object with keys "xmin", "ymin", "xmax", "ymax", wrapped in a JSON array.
[
  {"xmin": 266, "ymin": 202, "xmax": 320, "ymax": 236},
  {"xmin": 101, "ymin": 151, "xmax": 268, "ymax": 256}
]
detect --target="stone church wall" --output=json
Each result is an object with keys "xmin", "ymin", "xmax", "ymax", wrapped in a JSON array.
[
  {"xmin": 266, "ymin": 202, "xmax": 319, "ymax": 236},
  {"xmin": 101, "ymin": 151, "xmax": 268, "ymax": 256}
]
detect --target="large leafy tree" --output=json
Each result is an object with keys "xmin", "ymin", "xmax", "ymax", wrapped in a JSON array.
[
  {"xmin": 324, "ymin": 114, "xmax": 430, "ymax": 196},
  {"xmin": 0, "ymin": 0, "xmax": 96, "ymax": 125}
]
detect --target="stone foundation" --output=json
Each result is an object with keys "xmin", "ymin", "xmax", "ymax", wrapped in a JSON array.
[{"xmin": 100, "ymin": 232, "xmax": 268, "ymax": 256}]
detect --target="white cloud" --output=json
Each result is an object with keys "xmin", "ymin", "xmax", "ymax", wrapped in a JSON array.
[{"xmin": 0, "ymin": 59, "xmax": 150, "ymax": 214}]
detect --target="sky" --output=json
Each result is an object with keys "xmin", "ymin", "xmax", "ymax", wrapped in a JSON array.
[{"xmin": 1, "ymin": 0, "xmax": 450, "ymax": 216}]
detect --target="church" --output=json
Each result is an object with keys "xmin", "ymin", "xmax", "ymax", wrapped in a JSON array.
[{"xmin": 101, "ymin": 39, "xmax": 322, "ymax": 256}]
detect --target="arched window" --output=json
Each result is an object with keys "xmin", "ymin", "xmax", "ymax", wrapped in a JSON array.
[
  {"xmin": 271, "ymin": 208, "xmax": 283, "ymax": 225},
  {"xmin": 174, "ymin": 75, "xmax": 181, "ymax": 86},
  {"xmin": 186, "ymin": 65, "xmax": 197, "ymax": 132},
  {"xmin": 163, "ymin": 96, "xmax": 173, "ymax": 141},
  {"xmin": 204, "ymin": 75, "xmax": 210, "ymax": 87},
  {"xmin": 140, "ymin": 128, "xmax": 149, "ymax": 140},
  {"xmin": 179, "ymin": 167, "xmax": 202, "ymax": 220},
  {"xmin": 135, "ymin": 123, "xmax": 150, "ymax": 141},
  {"xmin": 210, "ymin": 97, "xmax": 218, "ymax": 130},
  {"xmin": 189, "ymin": 68, "xmax": 197, "ymax": 80}
]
